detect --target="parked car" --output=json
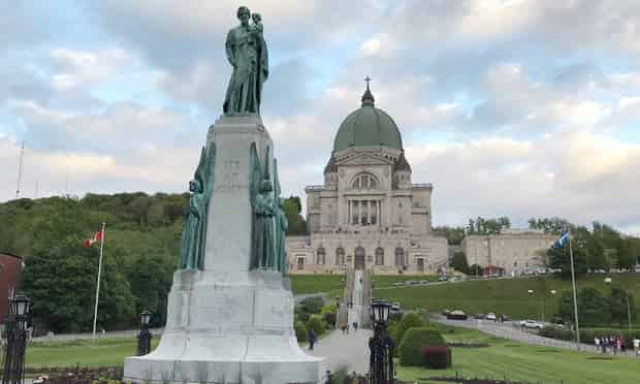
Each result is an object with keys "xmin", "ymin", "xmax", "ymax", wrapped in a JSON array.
[
  {"xmin": 473, "ymin": 313, "xmax": 485, "ymax": 319},
  {"xmin": 485, "ymin": 312, "xmax": 497, "ymax": 321},
  {"xmin": 447, "ymin": 310, "xmax": 468, "ymax": 320},
  {"xmin": 442, "ymin": 309, "xmax": 451, "ymax": 316},
  {"xmin": 499, "ymin": 314, "xmax": 510, "ymax": 322},
  {"xmin": 418, "ymin": 280, "xmax": 430, "ymax": 285},
  {"xmin": 391, "ymin": 302, "xmax": 401, "ymax": 311},
  {"xmin": 520, "ymin": 319, "xmax": 544, "ymax": 330},
  {"xmin": 438, "ymin": 276, "xmax": 448, "ymax": 282}
]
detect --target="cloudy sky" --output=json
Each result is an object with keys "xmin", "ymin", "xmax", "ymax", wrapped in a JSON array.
[{"xmin": 2, "ymin": 0, "xmax": 640, "ymax": 234}]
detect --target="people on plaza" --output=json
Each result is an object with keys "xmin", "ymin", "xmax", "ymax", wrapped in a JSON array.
[
  {"xmin": 594, "ymin": 336, "xmax": 600, "ymax": 352},
  {"xmin": 633, "ymin": 336, "xmax": 640, "ymax": 357}
]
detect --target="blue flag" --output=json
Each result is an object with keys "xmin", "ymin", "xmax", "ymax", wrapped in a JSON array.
[{"xmin": 553, "ymin": 230, "xmax": 570, "ymax": 249}]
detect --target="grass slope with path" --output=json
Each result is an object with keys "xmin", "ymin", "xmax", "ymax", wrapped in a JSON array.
[
  {"xmin": 375, "ymin": 274, "xmax": 640, "ymax": 322},
  {"xmin": 289, "ymin": 274, "xmax": 345, "ymax": 295},
  {"xmin": 398, "ymin": 324, "xmax": 640, "ymax": 384}
]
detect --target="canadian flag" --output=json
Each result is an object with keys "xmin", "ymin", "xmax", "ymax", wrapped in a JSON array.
[{"xmin": 83, "ymin": 229, "xmax": 103, "ymax": 248}]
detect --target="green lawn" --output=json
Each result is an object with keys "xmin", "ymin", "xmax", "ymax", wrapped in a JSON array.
[
  {"xmin": 289, "ymin": 274, "xmax": 345, "ymax": 295},
  {"xmin": 398, "ymin": 325, "xmax": 640, "ymax": 384},
  {"xmin": 375, "ymin": 275, "xmax": 640, "ymax": 322},
  {"xmin": 372, "ymin": 275, "xmax": 438, "ymax": 288},
  {"xmin": 26, "ymin": 338, "xmax": 158, "ymax": 368}
]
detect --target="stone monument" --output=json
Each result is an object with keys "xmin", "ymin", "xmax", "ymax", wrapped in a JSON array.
[{"xmin": 124, "ymin": 7, "xmax": 324, "ymax": 384}]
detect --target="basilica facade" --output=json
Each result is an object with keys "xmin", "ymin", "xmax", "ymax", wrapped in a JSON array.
[{"xmin": 285, "ymin": 85, "xmax": 448, "ymax": 274}]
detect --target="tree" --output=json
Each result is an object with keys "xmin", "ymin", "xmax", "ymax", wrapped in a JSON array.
[
  {"xmin": 432, "ymin": 226, "xmax": 465, "ymax": 245},
  {"xmin": 559, "ymin": 288, "xmax": 611, "ymax": 326},
  {"xmin": 283, "ymin": 196, "xmax": 307, "ymax": 235},
  {"xmin": 547, "ymin": 227, "xmax": 590, "ymax": 278},
  {"xmin": 22, "ymin": 235, "xmax": 135, "ymax": 332},
  {"xmin": 466, "ymin": 216, "xmax": 510, "ymax": 235},
  {"xmin": 527, "ymin": 217, "xmax": 570, "ymax": 235},
  {"xmin": 609, "ymin": 287, "xmax": 636, "ymax": 325},
  {"xmin": 450, "ymin": 251, "xmax": 469, "ymax": 274},
  {"xmin": 126, "ymin": 252, "xmax": 174, "ymax": 326}
]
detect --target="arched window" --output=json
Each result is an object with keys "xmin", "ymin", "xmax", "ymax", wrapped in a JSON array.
[
  {"xmin": 375, "ymin": 247, "xmax": 385, "ymax": 266},
  {"xmin": 351, "ymin": 173, "xmax": 379, "ymax": 190},
  {"xmin": 317, "ymin": 247, "xmax": 326, "ymax": 265},
  {"xmin": 336, "ymin": 247, "xmax": 345, "ymax": 265},
  {"xmin": 395, "ymin": 247, "xmax": 405, "ymax": 267}
]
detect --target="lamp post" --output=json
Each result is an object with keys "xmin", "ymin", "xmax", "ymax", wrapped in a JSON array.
[
  {"xmin": 2, "ymin": 294, "xmax": 32, "ymax": 384},
  {"xmin": 137, "ymin": 310, "xmax": 152, "ymax": 356},
  {"xmin": 369, "ymin": 300, "xmax": 394, "ymax": 384}
]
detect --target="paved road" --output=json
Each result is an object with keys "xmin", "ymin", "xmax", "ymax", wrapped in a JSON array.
[
  {"xmin": 308, "ymin": 328, "xmax": 372, "ymax": 374},
  {"xmin": 435, "ymin": 316, "xmax": 637, "ymax": 357}
]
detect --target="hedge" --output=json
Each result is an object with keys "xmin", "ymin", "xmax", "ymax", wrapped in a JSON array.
[
  {"xmin": 399, "ymin": 328, "xmax": 446, "ymax": 366},
  {"xmin": 421, "ymin": 345, "xmax": 452, "ymax": 369},
  {"xmin": 540, "ymin": 326, "xmax": 640, "ymax": 346}
]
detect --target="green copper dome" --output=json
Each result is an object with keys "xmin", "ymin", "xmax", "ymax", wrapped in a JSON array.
[{"xmin": 333, "ymin": 84, "xmax": 403, "ymax": 152}]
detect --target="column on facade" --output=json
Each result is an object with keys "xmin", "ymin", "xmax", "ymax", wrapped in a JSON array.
[
  {"xmin": 366, "ymin": 200, "xmax": 371, "ymax": 225},
  {"xmin": 348, "ymin": 200, "xmax": 352, "ymax": 225},
  {"xmin": 358, "ymin": 200, "xmax": 362, "ymax": 225}
]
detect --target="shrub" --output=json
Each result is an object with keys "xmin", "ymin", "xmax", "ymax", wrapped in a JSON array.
[
  {"xmin": 297, "ymin": 312, "xmax": 310, "ymax": 322},
  {"xmin": 393, "ymin": 312, "xmax": 425, "ymax": 346},
  {"xmin": 421, "ymin": 345, "xmax": 452, "ymax": 369},
  {"xmin": 323, "ymin": 311, "xmax": 337, "ymax": 327},
  {"xmin": 539, "ymin": 326, "xmax": 640, "ymax": 347},
  {"xmin": 299, "ymin": 296, "xmax": 324, "ymax": 314},
  {"xmin": 399, "ymin": 327, "xmax": 446, "ymax": 366},
  {"xmin": 294, "ymin": 321, "xmax": 307, "ymax": 342},
  {"xmin": 306, "ymin": 315, "xmax": 325, "ymax": 336}
]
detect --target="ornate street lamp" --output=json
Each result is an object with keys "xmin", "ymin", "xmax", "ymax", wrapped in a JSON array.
[
  {"xmin": 2, "ymin": 294, "xmax": 32, "ymax": 384},
  {"xmin": 137, "ymin": 310, "xmax": 152, "ymax": 356},
  {"xmin": 369, "ymin": 299, "xmax": 394, "ymax": 384}
]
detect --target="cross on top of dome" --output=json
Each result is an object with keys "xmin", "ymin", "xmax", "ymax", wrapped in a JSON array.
[{"xmin": 361, "ymin": 75, "xmax": 375, "ymax": 107}]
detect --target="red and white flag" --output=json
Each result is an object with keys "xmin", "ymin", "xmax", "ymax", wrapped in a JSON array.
[{"xmin": 83, "ymin": 229, "xmax": 103, "ymax": 248}]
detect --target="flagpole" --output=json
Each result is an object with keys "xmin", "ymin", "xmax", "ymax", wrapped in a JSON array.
[
  {"xmin": 92, "ymin": 222, "xmax": 106, "ymax": 340},
  {"xmin": 568, "ymin": 228, "xmax": 580, "ymax": 349}
]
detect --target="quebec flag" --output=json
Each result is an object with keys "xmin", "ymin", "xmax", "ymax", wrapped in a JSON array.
[{"xmin": 553, "ymin": 230, "xmax": 570, "ymax": 249}]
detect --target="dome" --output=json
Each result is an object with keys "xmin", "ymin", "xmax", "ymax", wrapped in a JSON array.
[{"xmin": 332, "ymin": 83, "xmax": 403, "ymax": 153}]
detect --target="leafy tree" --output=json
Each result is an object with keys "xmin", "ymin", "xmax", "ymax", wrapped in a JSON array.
[
  {"xmin": 22, "ymin": 235, "xmax": 135, "ymax": 332},
  {"xmin": 450, "ymin": 251, "xmax": 469, "ymax": 274},
  {"xmin": 432, "ymin": 226, "xmax": 465, "ymax": 245},
  {"xmin": 547, "ymin": 227, "xmax": 590, "ymax": 278},
  {"xmin": 283, "ymin": 196, "xmax": 307, "ymax": 235},
  {"xmin": 126, "ymin": 252, "xmax": 174, "ymax": 326},
  {"xmin": 527, "ymin": 217, "xmax": 570, "ymax": 235},
  {"xmin": 609, "ymin": 287, "xmax": 636, "ymax": 325},
  {"xmin": 466, "ymin": 216, "xmax": 510, "ymax": 235},
  {"xmin": 559, "ymin": 288, "xmax": 611, "ymax": 326}
]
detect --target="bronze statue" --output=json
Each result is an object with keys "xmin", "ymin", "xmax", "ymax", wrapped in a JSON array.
[
  {"xmin": 179, "ymin": 145, "xmax": 215, "ymax": 270},
  {"xmin": 223, "ymin": 6, "xmax": 269, "ymax": 115}
]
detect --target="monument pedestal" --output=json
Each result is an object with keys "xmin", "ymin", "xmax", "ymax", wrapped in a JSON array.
[{"xmin": 124, "ymin": 116, "xmax": 325, "ymax": 384}]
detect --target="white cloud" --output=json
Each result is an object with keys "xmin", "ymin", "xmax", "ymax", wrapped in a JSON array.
[{"xmin": 50, "ymin": 48, "xmax": 128, "ymax": 90}]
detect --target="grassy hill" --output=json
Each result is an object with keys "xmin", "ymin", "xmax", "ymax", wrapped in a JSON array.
[
  {"xmin": 399, "ymin": 324, "xmax": 640, "ymax": 384},
  {"xmin": 375, "ymin": 274, "xmax": 640, "ymax": 322}
]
